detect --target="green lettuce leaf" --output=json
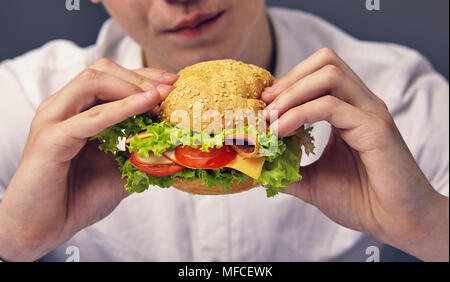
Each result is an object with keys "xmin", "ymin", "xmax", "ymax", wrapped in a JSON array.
[
  {"xmin": 258, "ymin": 137, "xmax": 303, "ymax": 197},
  {"xmin": 125, "ymin": 122, "xmax": 285, "ymax": 158},
  {"xmin": 92, "ymin": 117, "xmax": 315, "ymax": 197},
  {"xmin": 127, "ymin": 121, "xmax": 178, "ymax": 157},
  {"xmin": 90, "ymin": 115, "xmax": 151, "ymax": 153},
  {"xmin": 121, "ymin": 160, "xmax": 249, "ymax": 194}
]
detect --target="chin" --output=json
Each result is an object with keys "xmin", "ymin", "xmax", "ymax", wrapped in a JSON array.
[
  {"xmin": 174, "ymin": 47, "xmax": 244, "ymax": 69},
  {"xmin": 146, "ymin": 35, "xmax": 246, "ymax": 71}
]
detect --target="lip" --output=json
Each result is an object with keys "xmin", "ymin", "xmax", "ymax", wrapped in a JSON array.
[{"xmin": 164, "ymin": 11, "xmax": 225, "ymax": 37}]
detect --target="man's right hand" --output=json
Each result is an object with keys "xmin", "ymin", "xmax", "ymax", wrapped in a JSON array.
[{"xmin": 0, "ymin": 58, "xmax": 178, "ymax": 261}]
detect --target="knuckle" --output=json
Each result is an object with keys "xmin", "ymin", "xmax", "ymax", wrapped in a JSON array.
[
  {"xmin": 316, "ymin": 47, "xmax": 337, "ymax": 62},
  {"xmin": 322, "ymin": 64, "xmax": 342, "ymax": 76},
  {"xmin": 30, "ymin": 116, "xmax": 43, "ymax": 132},
  {"xmin": 323, "ymin": 95, "xmax": 340, "ymax": 107},
  {"xmin": 135, "ymin": 75, "xmax": 152, "ymax": 91},
  {"xmin": 127, "ymin": 83, "xmax": 144, "ymax": 95},
  {"xmin": 322, "ymin": 65, "xmax": 343, "ymax": 84},
  {"xmin": 36, "ymin": 94, "xmax": 58, "ymax": 114},
  {"xmin": 375, "ymin": 95, "xmax": 389, "ymax": 111},
  {"xmin": 85, "ymin": 105, "xmax": 105, "ymax": 120},
  {"xmin": 36, "ymin": 99, "xmax": 49, "ymax": 114},
  {"xmin": 32, "ymin": 101, "xmax": 55, "ymax": 131},
  {"xmin": 90, "ymin": 57, "xmax": 113, "ymax": 70},
  {"xmin": 79, "ymin": 68, "xmax": 100, "ymax": 83}
]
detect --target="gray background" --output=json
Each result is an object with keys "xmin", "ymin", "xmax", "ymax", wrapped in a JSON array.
[{"xmin": 0, "ymin": 0, "xmax": 448, "ymax": 79}]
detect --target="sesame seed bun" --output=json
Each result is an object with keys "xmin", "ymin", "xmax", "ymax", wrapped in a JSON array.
[
  {"xmin": 159, "ymin": 59, "xmax": 275, "ymax": 133},
  {"xmin": 159, "ymin": 59, "xmax": 275, "ymax": 195}
]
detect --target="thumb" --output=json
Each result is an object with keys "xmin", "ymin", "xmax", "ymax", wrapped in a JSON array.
[
  {"xmin": 283, "ymin": 163, "xmax": 315, "ymax": 204},
  {"xmin": 283, "ymin": 128, "xmax": 339, "ymax": 204}
]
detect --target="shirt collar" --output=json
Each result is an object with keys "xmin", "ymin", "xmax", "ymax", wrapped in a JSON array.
[{"xmin": 267, "ymin": 8, "xmax": 309, "ymax": 78}]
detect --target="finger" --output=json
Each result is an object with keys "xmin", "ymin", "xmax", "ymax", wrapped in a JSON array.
[
  {"xmin": 262, "ymin": 48, "xmax": 369, "ymax": 103},
  {"xmin": 90, "ymin": 59, "xmax": 176, "ymax": 102},
  {"xmin": 265, "ymin": 65, "xmax": 374, "ymax": 120},
  {"xmin": 90, "ymin": 58, "xmax": 178, "ymax": 90},
  {"xmin": 133, "ymin": 68, "xmax": 179, "ymax": 85},
  {"xmin": 41, "ymin": 69, "xmax": 155, "ymax": 122},
  {"xmin": 155, "ymin": 84, "xmax": 175, "ymax": 100},
  {"xmin": 150, "ymin": 105, "xmax": 161, "ymax": 116},
  {"xmin": 272, "ymin": 95, "xmax": 365, "ymax": 138},
  {"xmin": 59, "ymin": 84, "xmax": 161, "ymax": 141},
  {"xmin": 283, "ymin": 167, "xmax": 314, "ymax": 204},
  {"xmin": 147, "ymin": 84, "xmax": 174, "ymax": 116}
]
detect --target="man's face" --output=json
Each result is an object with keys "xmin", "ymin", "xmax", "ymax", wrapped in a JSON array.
[{"xmin": 98, "ymin": 0, "xmax": 266, "ymax": 71}]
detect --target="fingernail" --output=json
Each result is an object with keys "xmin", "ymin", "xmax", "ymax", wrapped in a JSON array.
[
  {"xmin": 157, "ymin": 84, "xmax": 174, "ymax": 93},
  {"xmin": 162, "ymin": 72, "xmax": 178, "ymax": 81},
  {"xmin": 263, "ymin": 83, "xmax": 278, "ymax": 95},
  {"xmin": 157, "ymin": 84, "xmax": 174, "ymax": 99}
]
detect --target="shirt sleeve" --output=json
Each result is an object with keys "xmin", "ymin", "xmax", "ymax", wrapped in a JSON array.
[
  {"xmin": 0, "ymin": 60, "xmax": 36, "ymax": 201},
  {"xmin": 387, "ymin": 52, "xmax": 449, "ymax": 197}
]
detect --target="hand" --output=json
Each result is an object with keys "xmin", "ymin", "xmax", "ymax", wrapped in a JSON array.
[
  {"xmin": 0, "ymin": 58, "xmax": 178, "ymax": 261},
  {"xmin": 262, "ymin": 48, "xmax": 449, "ymax": 262}
]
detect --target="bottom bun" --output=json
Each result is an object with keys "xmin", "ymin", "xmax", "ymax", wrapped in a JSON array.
[{"xmin": 172, "ymin": 177, "xmax": 260, "ymax": 195}]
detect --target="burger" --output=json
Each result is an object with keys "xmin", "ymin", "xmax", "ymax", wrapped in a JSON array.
[{"xmin": 92, "ymin": 59, "xmax": 314, "ymax": 197}]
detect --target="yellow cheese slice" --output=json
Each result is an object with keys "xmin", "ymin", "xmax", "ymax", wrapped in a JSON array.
[{"xmin": 225, "ymin": 155, "xmax": 266, "ymax": 179}]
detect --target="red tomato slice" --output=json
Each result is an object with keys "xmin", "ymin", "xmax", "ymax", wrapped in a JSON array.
[
  {"xmin": 129, "ymin": 152, "xmax": 186, "ymax": 176},
  {"xmin": 174, "ymin": 145, "xmax": 237, "ymax": 169}
]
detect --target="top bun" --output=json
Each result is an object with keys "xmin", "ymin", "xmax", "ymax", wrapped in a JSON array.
[{"xmin": 159, "ymin": 59, "xmax": 275, "ymax": 132}]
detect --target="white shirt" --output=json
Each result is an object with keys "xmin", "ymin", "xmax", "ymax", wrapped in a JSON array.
[{"xmin": 0, "ymin": 7, "xmax": 448, "ymax": 262}]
